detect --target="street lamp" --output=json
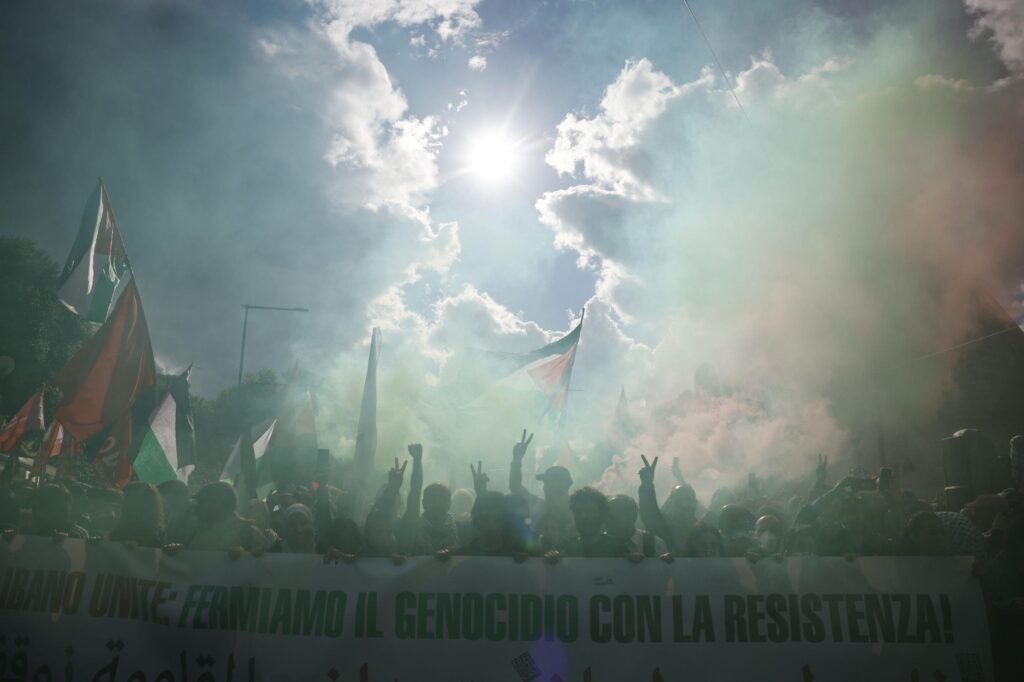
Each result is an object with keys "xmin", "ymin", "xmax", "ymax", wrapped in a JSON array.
[{"xmin": 237, "ymin": 304, "xmax": 310, "ymax": 390}]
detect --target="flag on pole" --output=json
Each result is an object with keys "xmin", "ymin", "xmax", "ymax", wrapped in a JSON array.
[
  {"xmin": 57, "ymin": 179, "xmax": 131, "ymax": 324},
  {"xmin": 0, "ymin": 388, "xmax": 45, "ymax": 452},
  {"xmin": 132, "ymin": 367, "xmax": 198, "ymax": 485},
  {"xmin": 221, "ymin": 420, "xmax": 277, "ymax": 497},
  {"xmin": 459, "ymin": 313, "xmax": 584, "ymax": 425},
  {"xmin": 31, "ymin": 421, "xmax": 79, "ymax": 476},
  {"xmin": 53, "ymin": 279, "xmax": 156, "ymax": 442},
  {"xmin": 353, "ymin": 327, "xmax": 382, "ymax": 480},
  {"xmin": 86, "ymin": 412, "xmax": 135, "ymax": 488},
  {"xmin": 169, "ymin": 365, "xmax": 197, "ymax": 478}
]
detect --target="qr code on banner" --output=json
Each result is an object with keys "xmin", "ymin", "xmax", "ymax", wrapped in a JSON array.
[
  {"xmin": 955, "ymin": 653, "xmax": 985, "ymax": 682},
  {"xmin": 510, "ymin": 651, "xmax": 541, "ymax": 682}
]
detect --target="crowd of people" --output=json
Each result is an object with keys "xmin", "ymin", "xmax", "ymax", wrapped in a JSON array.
[
  {"xmin": 3, "ymin": 430, "xmax": 1024, "ymax": 674},
  {"xmin": 4, "ymin": 431, "xmax": 1024, "ymax": 565}
]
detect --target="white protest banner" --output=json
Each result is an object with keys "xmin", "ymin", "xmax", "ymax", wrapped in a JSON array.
[{"xmin": 0, "ymin": 536, "xmax": 992, "ymax": 681}]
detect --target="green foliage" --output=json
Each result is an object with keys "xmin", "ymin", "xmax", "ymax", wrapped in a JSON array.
[{"xmin": 0, "ymin": 237, "xmax": 90, "ymax": 419}]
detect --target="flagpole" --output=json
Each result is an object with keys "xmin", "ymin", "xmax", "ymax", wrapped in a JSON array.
[{"xmin": 558, "ymin": 307, "xmax": 584, "ymax": 431}]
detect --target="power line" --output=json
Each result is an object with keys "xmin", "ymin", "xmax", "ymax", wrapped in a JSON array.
[
  {"xmin": 681, "ymin": 0, "xmax": 747, "ymax": 120},
  {"xmin": 913, "ymin": 324, "xmax": 1022, "ymax": 362}
]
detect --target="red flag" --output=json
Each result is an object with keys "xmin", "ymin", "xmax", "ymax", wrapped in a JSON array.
[
  {"xmin": 90, "ymin": 414, "xmax": 134, "ymax": 488},
  {"xmin": 0, "ymin": 388, "xmax": 45, "ymax": 452},
  {"xmin": 54, "ymin": 280, "xmax": 156, "ymax": 442},
  {"xmin": 31, "ymin": 421, "xmax": 79, "ymax": 476}
]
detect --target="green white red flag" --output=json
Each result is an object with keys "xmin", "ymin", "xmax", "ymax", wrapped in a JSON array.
[
  {"xmin": 221, "ymin": 420, "xmax": 277, "ymax": 498},
  {"xmin": 460, "ymin": 314, "xmax": 584, "ymax": 426},
  {"xmin": 132, "ymin": 367, "xmax": 198, "ymax": 486}
]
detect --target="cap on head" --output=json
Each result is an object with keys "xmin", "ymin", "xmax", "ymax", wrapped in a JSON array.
[{"xmin": 536, "ymin": 466, "xmax": 573, "ymax": 489}]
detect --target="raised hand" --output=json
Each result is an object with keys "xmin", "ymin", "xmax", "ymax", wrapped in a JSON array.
[
  {"xmin": 639, "ymin": 454, "xmax": 659, "ymax": 486},
  {"xmin": 512, "ymin": 429, "xmax": 534, "ymax": 460},
  {"xmin": 672, "ymin": 457, "xmax": 684, "ymax": 484},
  {"xmin": 388, "ymin": 457, "xmax": 409, "ymax": 487},
  {"xmin": 470, "ymin": 460, "xmax": 490, "ymax": 493},
  {"xmin": 815, "ymin": 453, "xmax": 828, "ymax": 485},
  {"xmin": 407, "ymin": 443, "xmax": 423, "ymax": 461}
]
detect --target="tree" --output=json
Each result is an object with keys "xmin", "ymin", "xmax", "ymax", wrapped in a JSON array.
[
  {"xmin": 190, "ymin": 369, "xmax": 285, "ymax": 483},
  {"xmin": 0, "ymin": 237, "xmax": 90, "ymax": 419}
]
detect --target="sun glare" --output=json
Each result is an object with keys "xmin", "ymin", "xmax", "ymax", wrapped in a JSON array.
[{"xmin": 465, "ymin": 130, "xmax": 519, "ymax": 186}]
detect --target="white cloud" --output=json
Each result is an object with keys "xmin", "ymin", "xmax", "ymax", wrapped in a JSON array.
[
  {"xmin": 915, "ymin": 74, "xmax": 977, "ymax": 92},
  {"xmin": 965, "ymin": 0, "xmax": 1024, "ymax": 74},
  {"xmin": 427, "ymin": 285, "xmax": 550, "ymax": 352},
  {"xmin": 257, "ymin": 37, "xmax": 284, "ymax": 57},
  {"xmin": 544, "ymin": 58, "xmax": 687, "ymax": 201},
  {"xmin": 303, "ymin": 24, "xmax": 444, "ymax": 209},
  {"xmin": 447, "ymin": 89, "xmax": 468, "ymax": 112},
  {"xmin": 539, "ymin": 54, "xmax": 849, "ymax": 276},
  {"xmin": 474, "ymin": 29, "xmax": 511, "ymax": 51},
  {"xmin": 467, "ymin": 55, "xmax": 487, "ymax": 71},
  {"xmin": 312, "ymin": 0, "xmax": 482, "ymax": 41},
  {"xmin": 732, "ymin": 52, "xmax": 846, "ymax": 108},
  {"xmin": 297, "ymin": 0, "xmax": 488, "ymax": 209}
]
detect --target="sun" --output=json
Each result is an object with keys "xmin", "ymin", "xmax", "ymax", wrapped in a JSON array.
[{"xmin": 465, "ymin": 130, "xmax": 520, "ymax": 186}]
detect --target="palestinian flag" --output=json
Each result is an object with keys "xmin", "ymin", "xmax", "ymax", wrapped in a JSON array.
[
  {"xmin": 0, "ymin": 388, "xmax": 45, "ymax": 452},
  {"xmin": 221, "ymin": 420, "xmax": 277, "ymax": 497},
  {"xmin": 58, "ymin": 179, "xmax": 131, "ymax": 324},
  {"xmin": 132, "ymin": 367, "xmax": 197, "ymax": 485},
  {"xmin": 53, "ymin": 279, "xmax": 157, "ymax": 442},
  {"xmin": 523, "ymin": 318, "xmax": 582, "ymax": 424},
  {"xmin": 31, "ymin": 421, "xmax": 79, "ymax": 476},
  {"xmin": 460, "ymin": 313, "xmax": 584, "ymax": 425}
]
